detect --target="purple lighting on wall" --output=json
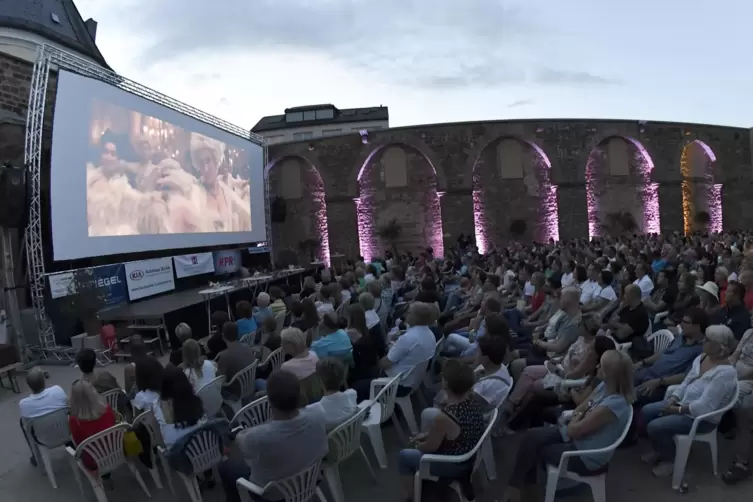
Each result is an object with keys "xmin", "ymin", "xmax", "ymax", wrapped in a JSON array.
[
  {"xmin": 472, "ymin": 189, "xmax": 489, "ymax": 254},
  {"xmin": 710, "ymin": 184, "xmax": 723, "ymax": 233},
  {"xmin": 354, "ymin": 194, "xmax": 378, "ymax": 262}
]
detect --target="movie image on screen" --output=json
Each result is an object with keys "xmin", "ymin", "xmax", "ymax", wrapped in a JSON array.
[
  {"xmin": 50, "ymin": 70, "xmax": 267, "ymax": 261},
  {"xmin": 87, "ymin": 102, "xmax": 251, "ymax": 237}
]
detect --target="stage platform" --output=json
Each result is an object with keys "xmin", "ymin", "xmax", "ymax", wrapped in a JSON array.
[{"xmin": 96, "ymin": 267, "xmax": 320, "ymax": 346}]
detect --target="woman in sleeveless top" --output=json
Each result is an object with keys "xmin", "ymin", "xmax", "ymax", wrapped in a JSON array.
[{"xmin": 397, "ymin": 360, "xmax": 486, "ymax": 500}]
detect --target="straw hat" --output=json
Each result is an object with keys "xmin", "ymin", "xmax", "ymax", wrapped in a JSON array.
[{"xmin": 695, "ymin": 281, "xmax": 719, "ymax": 301}]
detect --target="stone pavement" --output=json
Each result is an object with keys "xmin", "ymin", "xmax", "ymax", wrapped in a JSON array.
[{"xmin": 1, "ymin": 362, "xmax": 752, "ymax": 502}]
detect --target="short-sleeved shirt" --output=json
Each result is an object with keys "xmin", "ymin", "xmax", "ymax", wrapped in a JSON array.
[
  {"xmin": 579, "ymin": 280, "xmax": 599, "ymax": 304},
  {"xmin": 618, "ymin": 303, "xmax": 649, "ymax": 340},
  {"xmin": 551, "ymin": 312, "xmax": 582, "ymax": 354},
  {"xmin": 633, "ymin": 334, "xmax": 702, "ymax": 384},
  {"xmin": 19, "ymin": 385, "xmax": 68, "ymax": 419},
  {"xmin": 386, "ymin": 325, "xmax": 436, "ymax": 388},
  {"xmin": 473, "ymin": 366, "xmax": 512, "ymax": 408},
  {"xmin": 710, "ymin": 304, "xmax": 751, "ymax": 340},
  {"xmin": 310, "ymin": 329, "xmax": 353, "ymax": 359}
]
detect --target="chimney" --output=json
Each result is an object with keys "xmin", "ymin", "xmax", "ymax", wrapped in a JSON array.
[{"xmin": 84, "ymin": 18, "xmax": 98, "ymax": 41}]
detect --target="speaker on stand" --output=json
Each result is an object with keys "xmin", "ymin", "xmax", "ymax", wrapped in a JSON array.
[{"xmin": 0, "ymin": 161, "xmax": 29, "ymax": 364}]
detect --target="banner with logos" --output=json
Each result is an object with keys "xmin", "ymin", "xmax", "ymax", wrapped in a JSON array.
[
  {"xmin": 48, "ymin": 264, "xmax": 128, "ymax": 306},
  {"xmin": 173, "ymin": 252, "xmax": 215, "ymax": 279},
  {"xmin": 125, "ymin": 257, "xmax": 176, "ymax": 301},
  {"xmin": 214, "ymin": 249, "xmax": 242, "ymax": 275}
]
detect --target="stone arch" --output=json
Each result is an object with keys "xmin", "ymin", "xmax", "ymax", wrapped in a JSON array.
[
  {"xmin": 356, "ymin": 143, "xmax": 444, "ymax": 261},
  {"xmin": 470, "ymin": 136, "xmax": 558, "ymax": 253},
  {"xmin": 265, "ymin": 155, "xmax": 330, "ymax": 264},
  {"xmin": 585, "ymin": 135, "xmax": 659, "ymax": 238},
  {"xmin": 680, "ymin": 140, "xmax": 721, "ymax": 234}
]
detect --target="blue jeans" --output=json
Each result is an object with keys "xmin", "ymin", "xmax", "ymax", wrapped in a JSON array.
[
  {"xmin": 642, "ymin": 401, "xmax": 716, "ymax": 461},
  {"xmin": 398, "ymin": 448, "xmax": 473, "ymax": 477}
]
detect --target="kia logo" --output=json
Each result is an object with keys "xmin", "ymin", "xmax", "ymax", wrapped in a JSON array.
[{"xmin": 130, "ymin": 270, "xmax": 144, "ymax": 280}]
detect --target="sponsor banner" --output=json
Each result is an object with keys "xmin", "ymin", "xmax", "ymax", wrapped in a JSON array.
[
  {"xmin": 48, "ymin": 264, "xmax": 128, "ymax": 306},
  {"xmin": 173, "ymin": 252, "xmax": 215, "ymax": 279},
  {"xmin": 125, "ymin": 257, "xmax": 176, "ymax": 301},
  {"xmin": 214, "ymin": 249, "xmax": 242, "ymax": 275}
]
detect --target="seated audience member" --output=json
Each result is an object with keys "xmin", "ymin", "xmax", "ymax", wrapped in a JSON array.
[
  {"xmin": 300, "ymin": 298, "xmax": 322, "ymax": 336},
  {"xmin": 643, "ymin": 269, "xmax": 676, "ymax": 319},
  {"xmin": 415, "ymin": 277, "xmax": 442, "ymax": 305},
  {"xmin": 269, "ymin": 286, "xmax": 287, "ymax": 317},
  {"xmin": 710, "ymin": 280, "xmax": 751, "ymax": 340},
  {"xmin": 300, "ymin": 276, "xmax": 317, "ymax": 299},
  {"xmin": 320, "ymin": 268, "xmax": 333, "ymax": 286},
  {"xmin": 364, "ymin": 302, "xmax": 437, "ymax": 402},
  {"xmin": 517, "ymin": 276, "xmax": 561, "ymax": 335},
  {"xmin": 633, "ymin": 307, "xmax": 708, "ymax": 405},
  {"xmin": 582, "ymin": 269, "xmax": 618, "ymax": 314},
  {"xmin": 641, "ymin": 325, "xmax": 738, "ymax": 477},
  {"xmin": 255, "ymin": 317, "xmax": 282, "ymax": 383},
  {"xmin": 578, "ymin": 265, "xmax": 601, "ymax": 306},
  {"xmin": 253, "ymin": 293, "xmax": 274, "ymax": 324},
  {"xmin": 19, "ymin": 367, "xmax": 68, "ymax": 466},
  {"xmin": 317, "ymin": 284, "xmax": 336, "ymax": 317},
  {"xmin": 216, "ymin": 322, "xmax": 257, "ymax": 399},
  {"xmin": 219, "ymin": 370, "xmax": 328, "ymax": 502},
  {"xmin": 124, "ymin": 335, "xmax": 149, "ymax": 397},
  {"xmin": 397, "ymin": 360, "xmax": 487, "ymax": 499},
  {"xmin": 504, "ymin": 350, "xmax": 634, "ymax": 502},
  {"xmin": 169, "ymin": 323, "xmax": 194, "ymax": 367},
  {"xmin": 183, "ymin": 339, "xmax": 217, "ymax": 392},
  {"xmin": 133, "ymin": 356, "xmax": 165, "ymax": 412},
  {"xmin": 206, "ymin": 311, "xmax": 230, "ymax": 360},
  {"xmin": 360, "ymin": 292, "xmax": 387, "ymax": 345},
  {"xmin": 443, "ymin": 296, "xmax": 502, "ymax": 358},
  {"xmin": 667, "ymin": 272, "xmax": 700, "ymax": 325},
  {"xmin": 235, "ymin": 301, "xmax": 258, "ymax": 339},
  {"xmin": 157, "ymin": 366, "xmax": 207, "ymax": 447},
  {"xmin": 306, "ymin": 358, "xmax": 358, "ymax": 429},
  {"xmin": 724, "ymin": 327, "xmax": 753, "ymax": 484},
  {"xmin": 348, "ymin": 303, "xmax": 387, "ymax": 383},
  {"xmin": 606, "ymin": 284, "xmax": 650, "ymax": 352},
  {"xmin": 633, "ymin": 262, "xmax": 655, "ymax": 300},
  {"xmin": 288, "ymin": 300, "xmax": 307, "ymax": 330},
  {"xmin": 739, "ymin": 271, "xmax": 753, "ymax": 310},
  {"xmin": 339, "ymin": 277, "xmax": 353, "ymax": 304},
  {"xmin": 280, "ymin": 327, "xmax": 319, "ymax": 380},
  {"xmin": 76, "ymin": 347, "xmax": 120, "ymax": 393},
  {"xmin": 68, "ymin": 380, "xmax": 117, "ymax": 471},
  {"xmin": 310, "ymin": 312, "xmax": 353, "ymax": 360}
]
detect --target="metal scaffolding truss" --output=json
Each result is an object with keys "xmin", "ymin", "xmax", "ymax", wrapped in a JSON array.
[{"xmin": 24, "ymin": 44, "xmax": 268, "ymax": 358}]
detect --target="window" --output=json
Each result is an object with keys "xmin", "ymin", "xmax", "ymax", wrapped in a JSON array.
[
  {"xmin": 293, "ymin": 131, "xmax": 314, "ymax": 140},
  {"xmin": 322, "ymin": 128, "xmax": 342, "ymax": 136},
  {"xmin": 303, "ymin": 110, "xmax": 316, "ymax": 121},
  {"xmin": 264, "ymin": 135, "xmax": 285, "ymax": 145},
  {"xmin": 315, "ymin": 109, "xmax": 334, "ymax": 120},
  {"xmin": 286, "ymin": 112, "xmax": 303, "ymax": 122}
]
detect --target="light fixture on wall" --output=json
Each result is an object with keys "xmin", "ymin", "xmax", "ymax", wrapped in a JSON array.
[
  {"xmin": 308, "ymin": 144, "xmax": 315, "ymax": 152},
  {"xmin": 359, "ymin": 130, "xmax": 369, "ymax": 145}
]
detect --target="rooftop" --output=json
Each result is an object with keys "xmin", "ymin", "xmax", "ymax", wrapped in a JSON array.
[
  {"xmin": 0, "ymin": 0, "xmax": 109, "ymax": 68},
  {"xmin": 252, "ymin": 103, "xmax": 389, "ymax": 133}
]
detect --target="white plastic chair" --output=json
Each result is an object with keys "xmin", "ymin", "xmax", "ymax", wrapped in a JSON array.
[
  {"xmin": 131, "ymin": 409, "xmax": 167, "ymax": 491},
  {"xmin": 197, "ymin": 375, "xmax": 226, "ymax": 418},
  {"xmin": 223, "ymin": 361, "xmax": 259, "ymax": 415},
  {"xmin": 375, "ymin": 359, "xmax": 430, "ymax": 436},
  {"xmin": 237, "ymin": 458, "xmax": 328, "ymax": 502},
  {"xmin": 171, "ymin": 427, "xmax": 226, "ymax": 502},
  {"xmin": 543, "ymin": 407, "xmax": 633, "ymax": 502},
  {"xmin": 476, "ymin": 373, "xmax": 511, "ymax": 480},
  {"xmin": 66, "ymin": 423, "xmax": 152, "ymax": 502},
  {"xmin": 648, "ymin": 329, "xmax": 674, "ymax": 353},
  {"xmin": 665, "ymin": 381, "xmax": 740, "ymax": 490},
  {"xmin": 362, "ymin": 373, "xmax": 403, "ymax": 468},
  {"xmin": 414, "ymin": 409, "xmax": 499, "ymax": 502},
  {"xmin": 100, "ymin": 388, "xmax": 128, "ymax": 414},
  {"xmin": 323, "ymin": 407, "xmax": 376, "ymax": 502},
  {"xmin": 230, "ymin": 396, "xmax": 271, "ymax": 429},
  {"xmin": 261, "ymin": 347, "xmax": 285, "ymax": 373},
  {"xmin": 26, "ymin": 407, "xmax": 71, "ymax": 488}
]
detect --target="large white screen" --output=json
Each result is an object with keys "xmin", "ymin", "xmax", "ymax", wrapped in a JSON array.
[{"xmin": 50, "ymin": 70, "xmax": 266, "ymax": 261}]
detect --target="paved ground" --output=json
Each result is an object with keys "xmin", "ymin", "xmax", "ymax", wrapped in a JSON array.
[{"xmin": 1, "ymin": 362, "xmax": 752, "ymax": 502}]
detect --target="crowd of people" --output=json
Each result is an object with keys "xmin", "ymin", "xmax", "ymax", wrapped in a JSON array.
[{"xmin": 16, "ymin": 229, "xmax": 753, "ymax": 501}]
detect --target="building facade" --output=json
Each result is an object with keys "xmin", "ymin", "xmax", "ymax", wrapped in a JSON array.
[
  {"xmin": 266, "ymin": 119, "xmax": 753, "ymax": 262},
  {"xmin": 252, "ymin": 104, "xmax": 389, "ymax": 145}
]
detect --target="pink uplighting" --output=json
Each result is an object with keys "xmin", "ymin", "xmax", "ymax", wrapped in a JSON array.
[
  {"xmin": 710, "ymin": 184, "xmax": 723, "ymax": 233},
  {"xmin": 472, "ymin": 189, "xmax": 489, "ymax": 254}
]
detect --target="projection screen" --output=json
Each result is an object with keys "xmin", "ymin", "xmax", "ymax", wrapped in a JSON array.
[{"xmin": 50, "ymin": 70, "xmax": 266, "ymax": 260}]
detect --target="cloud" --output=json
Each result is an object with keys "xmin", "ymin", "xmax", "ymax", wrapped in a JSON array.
[
  {"xmin": 507, "ymin": 99, "xmax": 534, "ymax": 108},
  {"xmin": 120, "ymin": 0, "xmax": 616, "ymax": 89}
]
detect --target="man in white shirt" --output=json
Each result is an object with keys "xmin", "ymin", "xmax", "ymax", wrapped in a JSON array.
[
  {"xmin": 579, "ymin": 264, "xmax": 600, "ymax": 304},
  {"xmin": 306, "ymin": 358, "xmax": 358, "ymax": 429},
  {"xmin": 380, "ymin": 302, "xmax": 437, "ymax": 397},
  {"xmin": 560, "ymin": 260, "xmax": 576, "ymax": 287},
  {"xmin": 633, "ymin": 262, "xmax": 654, "ymax": 300},
  {"xmin": 316, "ymin": 284, "xmax": 336, "ymax": 318},
  {"xmin": 19, "ymin": 367, "xmax": 68, "ymax": 466}
]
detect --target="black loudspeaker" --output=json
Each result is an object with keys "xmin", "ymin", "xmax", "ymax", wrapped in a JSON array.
[
  {"xmin": 0, "ymin": 163, "xmax": 28, "ymax": 229},
  {"xmin": 270, "ymin": 196, "xmax": 287, "ymax": 223}
]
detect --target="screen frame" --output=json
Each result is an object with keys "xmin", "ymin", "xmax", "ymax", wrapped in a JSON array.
[{"xmin": 50, "ymin": 70, "xmax": 267, "ymax": 261}]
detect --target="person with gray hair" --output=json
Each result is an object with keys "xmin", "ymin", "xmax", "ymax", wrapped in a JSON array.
[
  {"xmin": 280, "ymin": 327, "xmax": 319, "ymax": 380},
  {"xmin": 169, "ymin": 322, "xmax": 194, "ymax": 366},
  {"xmin": 640, "ymin": 324, "xmax": 739, "ymax": 478},
  {"xmin": 18, "ymin": 367, "xmax": 68, "ymax": 466}
]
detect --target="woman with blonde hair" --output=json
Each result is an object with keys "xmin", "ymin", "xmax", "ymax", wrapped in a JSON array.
[
  {"xmin": 641, "ymin": 324, "xmax": 738, "ymax": 477},
  {"xmin": 183, "ymin": 339, "xmax": 217, "ymax": 392},
  {"xmin": 280, "ymin": 327, "xmax": 319, "ymax": 379},
  {"xmin": 68, "ymin": 380, "xmax": 117, "ymax": 470},
  {"xmin": 503, "ymin": 350, "xmax": 635, "ymax": 502}
]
